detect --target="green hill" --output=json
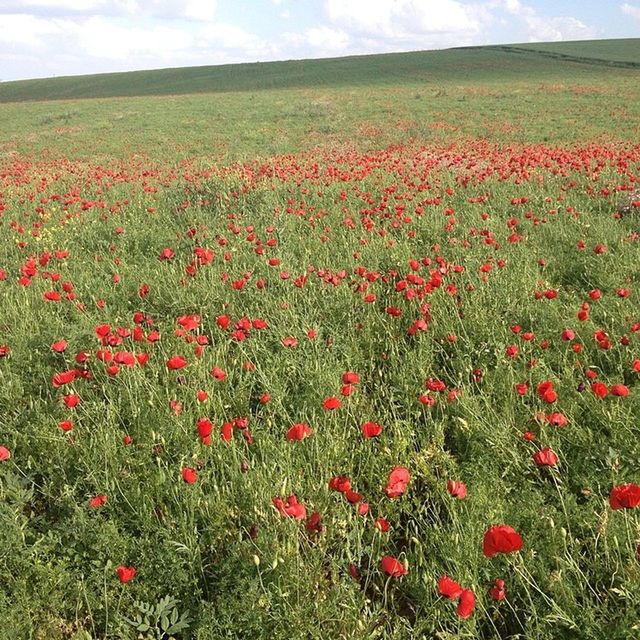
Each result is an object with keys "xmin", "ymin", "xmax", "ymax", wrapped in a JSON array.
[{"xmin": 0, "ymin": 38, "xmax": 638, "ymax": 103}]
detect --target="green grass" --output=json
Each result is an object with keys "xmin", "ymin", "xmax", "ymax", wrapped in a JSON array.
[
  {"xmin": 0, "ymin": 40, "xmax": 639, "ymax": 163},
  {"xmin": 497, "ymin": 38, "xmax": 640, "ymax": 66}
]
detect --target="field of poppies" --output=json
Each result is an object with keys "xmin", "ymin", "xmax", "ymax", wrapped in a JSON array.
[{"xmin": 1, "ymin": 44, "xmax": 640, "ymax": 640}]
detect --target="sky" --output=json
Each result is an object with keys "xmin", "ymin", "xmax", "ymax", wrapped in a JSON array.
[{"xmin": 0, "ymin": 0, "xmax": 639, "ymax": 82}]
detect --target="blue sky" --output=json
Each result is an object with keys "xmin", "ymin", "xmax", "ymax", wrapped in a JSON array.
[{"xmin": 0, "ymin": 0, "xmax": 638, "ymax": 81}]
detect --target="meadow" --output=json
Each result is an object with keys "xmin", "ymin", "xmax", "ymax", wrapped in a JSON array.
[{"xmin": 0, "ymin": 40, "xmax": 639, "ymax": 639}]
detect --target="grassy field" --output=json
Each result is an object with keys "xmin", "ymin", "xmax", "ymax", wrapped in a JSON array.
[
  {"xmin": 0, "ymin": 40, "xmax": 639, "ymax": 639},
  {"xmin": 0, "ymin": 40, "xmax": 639, "ymax": 162}
]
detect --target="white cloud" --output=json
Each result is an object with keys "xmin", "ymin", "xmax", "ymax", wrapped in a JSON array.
[
  {"xmin": 494, "ymin": 0, "xmax": 596, "ymax": 41},
  {"xmin": 0, "ymin": 0, "xmax": 218, "ymax": 21},
  {"xmin": 325, "ymin": 0, "xmax": 480, "ymax": 39},
  {"xmin": 0, "ymin": 13, "xmax": 70, "ymax": 47},
  {"xmin": 77, "ymin": 17, "xmax": 193, "ymax": 60},
  {"xmin": 305, "ymin": 25, "xmax": 349, "ymax": 53},
  {"xmin": 621, "ymin": 3, "xmax": 640, "ymax": 21}
]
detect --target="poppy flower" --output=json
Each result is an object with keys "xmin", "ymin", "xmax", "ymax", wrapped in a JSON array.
[
  {"xmin": 380, "ymin": 555, "xmax": 407, "ymax": 577},
  {"xmin": 483, "ymin": 525, "xmax": 523, "ymax": 558},
  {"xmin": 457, "ymin": 589, "xmax": 475, "ymax": 619},
  {"xmin": 610, "ymin": 384, "xmax": 629, "ymax": 397},
  {"xmin": 536, "ymin": 381, "xmax": 557, "ymax": 403},
  {"xmin": 447, "ymin": 480, "xmax": 467, "ymax": 499},
  {"xmin": 438, "ymin": 575, "xmax": 463, "ymax": 600},
  {"xmin": 489, "ymin": 578, "xmax": 506, "ymax": 601},
  {"xmin": 166, "ymin": 355, "xmax": 187, "ymax": 370},
  {"xmin": 210, "ymin": 367, "xmax": 226, "ymax": 380},
  {"xmin": 323, "ymin": 396, "xmax": 341, "ymax": 410},
  {"xmin": 0, "ymin": 446, "xmax": 10, "ymax": 462},
  {"xmin": 505, "ymin": 345, "xmax": 519, "ymax": 358},
  {"xmin": 182, "ymin": 467, "xmax": 197, "ymax": 484},
  {"xmin": 591, "ymin": 382, "xmax": 608, "ymax": 398},
  {"xmin": 329, "ymin": 475, "xmax": 351, "ymax": 493},
  {"xmin": 361, "ymin": 422, "xmax": 382, "ymax": 439},
  {"xmin": 342, "ymin": 371, "xmax": 360, "ymax": 384},
  {"xmin": 63, "ymin": 394, "xmax": 80, "ymax": 408},
  {"xmin": 197, "ymin": 418, "xmax": 213, "ymax": 444},
  {"xmin": 58, "ymin": 420, "xmax": 73, "ymax": 432},
  {"xmin": 89, "ymin": 494, "xmax": 107, "ymax": 508},
  {"xmin": 273, "ymin": 494, "xmax": 306, "ymax": 519},
  {"xmin": 609, "ymin": 483, "xmax": 640, "ymax": 509},
  {"xmin": 220, "ymin": 422, "xmax": 233, "ymax": 442},
  {"xmin": 385, "ymin": 466, "xmax": 410, "ymax": 498},
  {"xmin": 287, "ymin": 423, "xmax": 312, "ymax": 441},
  {"xmin": 116, "ymin": 565, "xmax": 136, "ymax": 583},
  {"xmin": 533, "ymin": 447, "xmax": 559, "ymax": 467},
  {"xmin": 305, "ymin": 511, "xmax": 323, "ymax": 533},
  {"xmin": 375, "ymin": 517, "xmax": 390, "ymax": 532},
  {"xmin": 546, "ymin": 412, "xmax": 568, "ymax": 427},
  {"xmin": 51, "ymin": 340, "xmax": 68, "ymax": 353}
]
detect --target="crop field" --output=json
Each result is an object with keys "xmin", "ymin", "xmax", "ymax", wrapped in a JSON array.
[{"xmin": 0, "ymin": 41, "xmax": 639, "ymax": 639}]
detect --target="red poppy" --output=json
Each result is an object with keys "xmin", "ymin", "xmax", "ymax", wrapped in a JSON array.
[
  {"xmin": 0, "ymin": 446, "xmax": 10, "ymax": 462},
  {"xmin": 89, "ymin": 494, "xmax": 107, "ymax": 508},
  {"xmin": 457, "ymin": 589, "xmax": 475, "ymax": 619},
  {"xmin": 323, "ymin": 396, "xmax": 341, "ymax": 410},
  {"xmin": 166, "ymin": 355, "xmax": 187, "ymax": 370},
  {"xmin": 438, "ymin": 575, "xmax": 463, "ymax": 600},
  {"xmin": 591, "ymin": 382, "xmax": 608, "ymax": 398},
  {"xmin": 220, "ymin": 422, "xmax": 233, "ymax": 442},
  {"xmin": 361, "ymin": 422, "xmax": 382, "ymax": 439},
  {"xmin": 197, "ymin": 418, "xmax": 213, "ymax": 444},
  {"xmin": 273, "ymin": 494, "xmax": 306, "ymax": 519},
  {"xmin": 385, "ymin": 466, "xmax": 410, "ymax": 498},
  {"xmin": 210, "ymin": 367, "xmax": 226, "ymax": 380},
  {"xmin": 305, "ymin": 511, "xmax": 323, "ymax": 533},
  {"xmin": 483, "ymin": 525, "xmax": 523, "ymax": 558},
  {"xmin": 342, "ymin": 371, "xmax": 360, "ymax": 384},
  {"xmin": 196, "ymin": 390, "xmax": 208, "ymax": 402},
  {"xmin": 182, "ymin": 467, "xmax": 197, "ymax": 484},
  {"xmin": 58, "ymin": 420, "xmax": 73, "ymax": 432},
  {"xmin": 287, "ymin": 423, "xmax": 312, "ymax": 441},
  {"xmin": 380, "ymin": 555, "xmax": 407, "ymax": 577},
  {"xmin": 116, "ymin": 565, "xmax": 136, "ymax": 583},
  {"xmin": 489, "ymin": 578, "xmax": 506, "ymax": 601},
  {"xmin": 609, "ymin": 483, "xmax": 640, "ymax": 509},
  {"xmin": 51, "ymin": 340, "xmax": 68, "ymax": 353},
  {"xmin": 533, "ymin": 447, "xmax": 559, "ymax": 467},
  {"xmin": 375, "ymin": 517, "xmax": 390, "ymax": 532},
  {"xmin": 63, "ymin": 394, "xmax": 80, "ymax": 409},
  {"xmin": 345, "ymin": 489, "xmax": 362, "ymax": 504},
  {"xmin": 546, "ymin": 412, "xmax": 568, "ymax": 427},
  {"xmin": 505, "ymin": 345, "xmax": 519, "ymax": 358},
  {"xmin": 610, "ymin": 384, "xmax": 629, "ymax": 397},
  {"xmin": 329, "ymin": 475, "xmax": 351, "ymax": 493},
  {"xmin": 447, "ymin": 480, "xmax": 467, "ymax": 499},
  {"xmin": 536, "ymin": 380, "xmax": 557, "ymax": 403}
]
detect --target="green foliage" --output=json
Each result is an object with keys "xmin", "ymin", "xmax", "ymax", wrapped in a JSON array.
[{"xmin": 124, "ymin": 596, "xmax": 193, "ymax": 638}]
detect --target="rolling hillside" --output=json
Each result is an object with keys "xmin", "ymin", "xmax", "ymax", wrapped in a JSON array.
[{"xmin": 0, "ymin": 38, "xmax": 638, "ymax": 103}]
